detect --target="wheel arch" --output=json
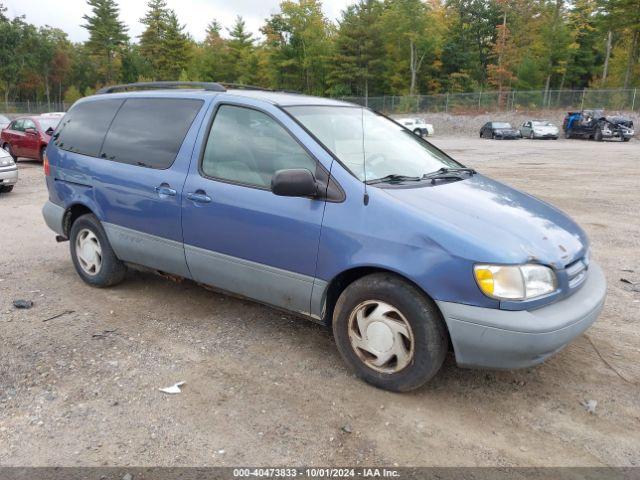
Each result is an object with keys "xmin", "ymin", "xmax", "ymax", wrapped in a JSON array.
[
  {"xmin": 321, "ymin": 265, "xmax": 442, "ymax": 326},
  {"xmin": 63, "ymin": 203, "xmax": 96, "ymax": 236}
]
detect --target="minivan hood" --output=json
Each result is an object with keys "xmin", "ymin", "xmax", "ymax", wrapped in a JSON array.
[{"xmin": 383, "ymin": 174, "xmax": 588, "ymax": 268}]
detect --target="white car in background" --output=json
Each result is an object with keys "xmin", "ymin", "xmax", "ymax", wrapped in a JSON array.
[
  {"xmin": 0, "ymin": 146, "xmax": 18, "ymax": 193},
  {"xmin": 519, "ymin": 120, "xmax": 559, "ymax": 140},
  {"xmin": 396, "ymin": 117, "xmax": 434, "ymax": 137}
]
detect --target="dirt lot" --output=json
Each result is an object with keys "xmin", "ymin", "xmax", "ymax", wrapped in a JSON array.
[{"xmin": 1, "ymin": 135, "xmax": 639, "ymax": 467}]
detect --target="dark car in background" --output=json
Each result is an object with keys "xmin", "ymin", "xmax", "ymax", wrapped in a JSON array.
[
  {"xmin": 563, "ymin": 109, "xmax": 634, "ymax": 142},
  {"xmin": 480, "ymin": 122, "xmax": 521, "ymax": 139},
  {"xmin": 0, "ymin": 114, "xmax": 61, "ymax": 162}
]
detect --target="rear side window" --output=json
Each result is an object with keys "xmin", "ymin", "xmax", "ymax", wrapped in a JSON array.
[
  {"xmin": 55, "ymin": 99, "xmax": 124, "ymax": 156},
  {"xmin": 100, "ymin": 98, "xmax": 203, "ymax": 169},
  {"xmin": 11, "ymin": 120, "xmax": 24, "ymax": 131}
]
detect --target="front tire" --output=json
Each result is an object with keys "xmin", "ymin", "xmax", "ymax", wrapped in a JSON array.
[
  {"xmin": 69, "ymin": 214, "xmax": 127, "ymax": 287},
  {"xmin": 332, "ymin": 273, "xmax": 448, "ymax": 392},
  {"xmin": 39, "ymin": 146, "xmax": 46, "ymax": 163},
  {"xmin": 529, "ymin": 131, "xmax": 535, "ymax": 139},
  {"xmin": 0, "ymin": 185, "xmax": 14, "ymax": 193}
]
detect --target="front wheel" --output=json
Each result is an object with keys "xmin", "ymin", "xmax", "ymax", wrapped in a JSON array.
[
  {"xmin": 0, "ymin": 185, "xmax": 14, "ymax": 193},
  {"xmin": 39, "ymin": 146, "xmax": 46, "ymax": 162},
  {"xmin": 529, "ymin": 131, "xmax": 535, "ymax": 139},
  {"xmin": 69, "ymin": 213, "xmax": 127, "ymax": 287},
  {"xmin": 564, "ymin": 129, "xmax": 572, "ymax": 139},
  {"xmin": 332, "ymin": 273, "xmax": 448, "ymax": 392},
  {"xmin": 622, "ymin": 137, "xmax": 631, "ymax": 142}
]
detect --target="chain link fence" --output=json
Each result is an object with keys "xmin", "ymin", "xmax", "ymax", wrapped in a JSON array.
[
  {"xmin": 341, "ymin": 88, "xmax": 640, "ymax": 114},
  {"xmin": 1, "ymin": 101, "xmax": 69, "ymax": 115},
  {"xmin": 3, "ymin": 88, "xmax": 639, "ymax": 116}
]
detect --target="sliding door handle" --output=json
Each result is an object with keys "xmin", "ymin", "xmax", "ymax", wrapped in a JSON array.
[{"xmin": 155, "ymin": 184, "xmax": 177, "ymax": 197}]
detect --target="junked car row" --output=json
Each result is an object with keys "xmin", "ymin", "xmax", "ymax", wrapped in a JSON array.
[{"xmin": 480, "ymin": 109, "xmax": 634, "ymax": 142}]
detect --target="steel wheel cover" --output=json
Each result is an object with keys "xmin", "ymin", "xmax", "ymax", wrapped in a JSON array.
[
  {"xmin": 347, "ymin": 300, "xmax": 415, "ymax": 374},
  {"xmin": 75, "ymin": 228, "xmax": 103, "ymax": 276}
]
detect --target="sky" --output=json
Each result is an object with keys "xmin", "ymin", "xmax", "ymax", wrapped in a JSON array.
[{"xmin": 4, "ymin": 0, "xmax": 356, "ymax": 42}]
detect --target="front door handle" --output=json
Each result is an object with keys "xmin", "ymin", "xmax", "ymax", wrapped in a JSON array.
[
  {"xmin": 155, "ymin": 184, "xmax": 177, "ymax": 197},
  {"xmin": 186, "ymin": 190, "xmax": 212, "ymax": 203}
]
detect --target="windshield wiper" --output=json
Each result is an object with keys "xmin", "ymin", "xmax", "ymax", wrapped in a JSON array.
[
  {"xmin": 422, "ymin": 167, "xmax": 476, "ymax": 182},
  {"xmin": 366, "ymin": 174, "xmax": 422, "ymax": 185}
]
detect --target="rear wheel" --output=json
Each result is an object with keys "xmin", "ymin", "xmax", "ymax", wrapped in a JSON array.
[
  {"xmin": 332, "ymin": 273, "xmax": 448, "ymax": 392},
  {"xmin": 413, "ymin": 128, "xmax": 422, "ymax": 137},
  {"xmin": 529, "ymin": 131, "xmax": 535, "ymax": 139},
  {"xmin": 622, "ymin": 137, "xmax": 631, "ymax": 142},
  {"xmin": 594, "ymin": 127, "xmax": 603, "ymax": 142},
  {"xmin": 564, "ymin": 129, "xmax": 572, "ymax": 139},
  {"xmin": 39, "ymin": 146, "xmax": 46, "ymax": 162},
  {"xmin": 69, "ymin": 213, "xmax": 127, "ymax": 287}
]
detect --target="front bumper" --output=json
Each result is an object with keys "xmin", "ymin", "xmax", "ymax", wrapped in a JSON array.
[
  {"xmin": 0, "ymin": 165, "xmax": 18, "ymax": 185},
  {"xmin": 436, "ymin": 262, "xmax": 606, "ymax": 369}
]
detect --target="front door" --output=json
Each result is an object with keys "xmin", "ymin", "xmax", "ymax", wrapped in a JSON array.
[
  {"xmin": 21, "ymin": 118, "xmax": 40, "ymax": 159},
  {"xmin": 182, "ymin": 101, "xmax": 326, "ymax": 316}
]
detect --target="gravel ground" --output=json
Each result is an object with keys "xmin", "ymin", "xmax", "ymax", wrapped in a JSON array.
[{"xmin": 0, "ymin": 135, "xmax": 639, "ymax": 467}]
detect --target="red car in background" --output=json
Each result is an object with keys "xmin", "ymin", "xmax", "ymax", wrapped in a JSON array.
[{"xmin": 1, "ymin": 115, "xmax": 61, "ymax": 162}]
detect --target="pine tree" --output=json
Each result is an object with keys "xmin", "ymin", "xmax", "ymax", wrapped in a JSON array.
[
  {"xmin": 158, "ymin": 11, "xmax": 191, "ymax": 80},
  {"xmin": 328, "ymin": 0, "xmax": 385, "ymax": 97},
  {"xmin": 81, "ymin": 0, "xmax": 128, "ymax": 83},
  {"xmin": 139, "ymin": 0, "xmax": 170, "ymax": 79}
]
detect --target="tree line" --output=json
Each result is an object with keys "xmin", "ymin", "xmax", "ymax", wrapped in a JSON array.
[{"xmin": 1, "ymin": 0, "xmax": 639, "ymax": 107}]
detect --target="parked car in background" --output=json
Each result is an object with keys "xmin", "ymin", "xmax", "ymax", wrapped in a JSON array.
[
  {"xmin": 0, "ymin": 114, "xmax": 10, "ymax": 130},
  {"xmin": 480, "ymin": 122, "xmax": 521, "ymax": 139},
  {"xmin": 0, "ymin": 146, "xmax": 18, "ymax": 193},
  {"xmin": 44, "ymin": 112, "xmax": 66, "ymax": 117},
  {"xmin": 563, "ymin": 109, "xmax": 634, "ymax": 142},
  {"xmin": 519, "ymin": 120, "xmax": 559, "ymax": 140},
  {"xmin": 396, "ymin": 117, "xmax": 434, "ymax": 137},
  {"xmin": 0, "ymin": 114, "xmax": 61, "ymax": 162},
  {"xmin": 42, "ymin": 81, "xmax": 605, "ymax": 392}
]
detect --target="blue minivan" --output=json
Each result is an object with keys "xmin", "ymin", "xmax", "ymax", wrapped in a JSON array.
[{"xmin": 42, "ymin": 82, "xmax": 606, "ymax": 391}]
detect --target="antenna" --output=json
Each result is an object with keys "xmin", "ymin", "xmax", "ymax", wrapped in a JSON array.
[{"xmin": 361, "ymin": 106, "xmax": 369, "ymax": 205}]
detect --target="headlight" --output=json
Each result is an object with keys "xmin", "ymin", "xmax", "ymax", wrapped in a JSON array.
[
  {"xmin": 0, "ymin": 156, "xmax": 13, "ymax": 166},
  {"xmin": 474, "ymin": 264, "xmax": 557, "ymax": 300}
]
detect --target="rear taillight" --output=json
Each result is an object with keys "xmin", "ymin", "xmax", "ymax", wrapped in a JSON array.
[{"xmin": 43, "ymin": 152, "xmax": 50, "ymax": 176}]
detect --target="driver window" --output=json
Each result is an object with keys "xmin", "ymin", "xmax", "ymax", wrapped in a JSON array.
[{"xmin": 201, "ymin": 105, "xmax": 317, "ymax": 189}]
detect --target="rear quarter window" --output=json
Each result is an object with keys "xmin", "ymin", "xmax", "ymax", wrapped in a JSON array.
[
  {"xmin": 99, "ymin": 98, "xmax": 203, "ymax": 169},
  {"xmin": 55, "ymin": 99, "xmax": 124, "ymax": 156}
]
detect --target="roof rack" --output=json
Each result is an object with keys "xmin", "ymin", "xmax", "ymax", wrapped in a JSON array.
[
  {"xmin": 220, "ymin": 83, "xmax": 273, "ymax": 92},
  {"xmin": 96, "ymin": 81, "xmax": 226, "ymax": 94}
]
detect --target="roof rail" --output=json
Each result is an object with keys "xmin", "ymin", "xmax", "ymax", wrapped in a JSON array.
[
  {"xmin": 96, "ymin": 81, "xmax": 226, "ymax": 94},
  {"xmin": 220, "ymin": 83, "xmax": 273, "ymax": 92}
]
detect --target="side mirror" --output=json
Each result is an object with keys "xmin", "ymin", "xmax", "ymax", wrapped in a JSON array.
[
  {"xmin": 25, "ymin": 127, "xmax": 37, "ymax": 135},
  {"xmin": 271, "ymin": 169, "xmax": 319, "ymax": 198}
]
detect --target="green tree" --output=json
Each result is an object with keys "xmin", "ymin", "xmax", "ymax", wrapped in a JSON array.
[
  {"xmin": 139, "ymin": 0, "xmax": 170, "ymax": 79},
  {"xmin": 261, "ymin": 1, "xmax": 333, "ymax": 94},
  {"xmin": 81, "ymin": 0, "xmax": 128, "ymax": 83},
  {"xmin": 328, "ymin": 0, "xmax": 386, "ymax": 97}
]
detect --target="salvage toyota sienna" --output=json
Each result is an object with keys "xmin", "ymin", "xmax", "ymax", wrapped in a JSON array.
[{"xmin": 42, "ymin": 82, "xmax": 606, "ymax": 392}]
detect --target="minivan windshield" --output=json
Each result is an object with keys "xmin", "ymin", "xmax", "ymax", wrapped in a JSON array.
[{"xmin": 286, "ymin": 106, "xmax": 460, "ymax": 182}]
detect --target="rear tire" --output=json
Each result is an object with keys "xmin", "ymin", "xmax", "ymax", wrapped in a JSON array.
[
  {"xmin": 564, "ymin": 129, "xmax": 572, "ymax": 139},
  {"xmin": 69, "ymin": 213, "xmax": 127, "ymax": 287},
  {"xmin": 39, "ymin": 146, "xmax": 46, "ymax": 163},
  {"xmin": 413, "ymin": 128, "xmax": 422, "ymax": 137},
  {"xmin": 529, "ymin": 131, "xmax": 534, "ymax": 139},
  {"xmin": 622, "ymin": 137, "xmax": 630, "ymax": 142},
  {"xmin": 594, "ymin": 127, "xmax": 603, "ymax": 142},
  {"xmin": 332, "ymin": 273, "xmax": 448, "ymax": 392}
]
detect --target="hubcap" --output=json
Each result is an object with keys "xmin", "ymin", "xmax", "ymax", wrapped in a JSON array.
[
  {"xmin": 75, "ymin": 228, "xmax": 102, "ymax": 275},
  {"xmin": 347, "ymin": 300, "xmax": 414, "ymax": 374}
]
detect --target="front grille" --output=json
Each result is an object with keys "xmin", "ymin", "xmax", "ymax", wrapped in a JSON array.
[{"xmin": 566, "ymin": 257, "xmax": 588, "ymax": 289}]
